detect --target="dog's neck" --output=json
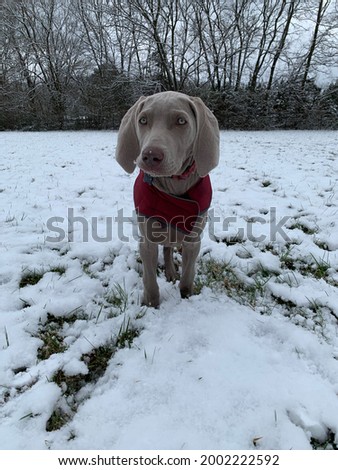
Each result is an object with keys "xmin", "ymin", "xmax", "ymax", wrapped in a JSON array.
[
  {"xmin": 172, "ymin": 155, "xmax": 196, "ymax": 179},
  {"xmin": 152, "ymin": 173, "xmax": 200, "ymax": 196},
  {"xmin": 149, "ymin": 155, "xmax": 200, "ymax": 196}
]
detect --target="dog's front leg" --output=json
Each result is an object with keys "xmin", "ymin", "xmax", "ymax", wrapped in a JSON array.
[
  {"xmin": 163, "ymin": 247, "xmax": 177, "ymax": 282},
  {"xmin": 139, "ymin": 236, "xmax": 160, "ymax": 308},
  {"xmin": 179, "ymin": 216, "xmax": 206, "ymax": 299},
  {"xmin": 179, "ymin": 238, "xmax": 201, "ymax": 299}
]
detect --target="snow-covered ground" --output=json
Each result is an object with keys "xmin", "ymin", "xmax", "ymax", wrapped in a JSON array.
[{"xmin": 0, "ymin": 130, "xmax": 338, "ymax": 450}]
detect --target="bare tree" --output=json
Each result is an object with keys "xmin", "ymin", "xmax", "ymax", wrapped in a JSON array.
[
  {"xmin": 301, "ymin": 0, "xmax": 338, "ymax": 88},
  {"xmin": 231, "ymin": 0, "xmax": 260, "ymax": 90},
  {"xmin": 301, "ymin": 0, "xmax": 332, "ymax": 87},
  {"xmin": 267, "ymin": 0, "xmax": 299, "ymax": 90},
  {"xmin": 192, "ymin": 0, "xmax": 232, "ymax": 91},
  {"xmin": 4, "ymin": 0, "xmax": 84, "ymax": 128},
  {"xmin": 76, "ymin": 0, "xmax": 112, "ymax": 75},
  {"xmin": 126, "ymin": 0, "xmax": 181, "ymax": 89},
  {"xmin": 248, "ymin": 0, "xmax": 298, "ymax": 90}
]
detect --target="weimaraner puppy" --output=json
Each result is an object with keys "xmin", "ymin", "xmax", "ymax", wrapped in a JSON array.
[{"xmin": 116, "ymin": 91, "xmax": 219, "ymax": 307}]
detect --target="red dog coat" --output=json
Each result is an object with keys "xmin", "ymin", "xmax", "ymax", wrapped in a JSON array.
[{"xmin": 134, "ymin": 170, "xmax": 212, "ymax": 234}]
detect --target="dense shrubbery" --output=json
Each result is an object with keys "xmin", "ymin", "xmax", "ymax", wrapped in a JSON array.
[{"xmin": 2, "ymin": 73, "xmax": 337, "ymax": 131}]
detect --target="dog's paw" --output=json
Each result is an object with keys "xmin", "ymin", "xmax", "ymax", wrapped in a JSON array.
[
  {"xmin": 142, "ymin": 293, "xmax": 160, "ymax": 308},
  {"xmin": 179, "ymin": 285, "xmax": 193, "ymax": 299},
  {"xmin": 165, "ymin": 269, "xmax": 179, "ymax": 283},
  {"xmin": 164, "ymin": 256, "xmax": 178, "ymax": 283}
]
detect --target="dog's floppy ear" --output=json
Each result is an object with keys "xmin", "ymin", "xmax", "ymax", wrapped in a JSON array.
[
  {"xmin": 189, "ymin": 97, "xmax": 220, "ymax": 177},
  {"xmin": 115, "ymin": 96, "xmax": 146, "ymax": 173}
]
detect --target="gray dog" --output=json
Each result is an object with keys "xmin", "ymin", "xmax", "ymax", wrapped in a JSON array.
[{"xmin": 116, "ymin": 91, "xmax": 219, "ymax": 307}]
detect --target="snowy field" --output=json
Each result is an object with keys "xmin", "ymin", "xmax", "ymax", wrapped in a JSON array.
[{"xmin": 1, "ymin": 130, "xmax": 338, "ymax": 450}]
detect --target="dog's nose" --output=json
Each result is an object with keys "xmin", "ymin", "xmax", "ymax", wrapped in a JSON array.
[{"xmin": 142, "ymin": 147, "xmax": 164, "ymax": 166}]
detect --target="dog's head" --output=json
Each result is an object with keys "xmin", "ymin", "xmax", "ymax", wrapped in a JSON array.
[{"xmin": 115, "ymin": 91, "xmax": 219, "ymax": 178}]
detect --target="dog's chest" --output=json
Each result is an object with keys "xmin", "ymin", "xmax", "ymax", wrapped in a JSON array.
[{"xmin": 134, "ymin": 171, "xmax": 212, "ymax": 234}]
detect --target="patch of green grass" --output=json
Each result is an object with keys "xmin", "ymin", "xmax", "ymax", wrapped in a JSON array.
[
  {"xmin": 105, "ymin": 283, "xmax": 129, "ymax": 316},
  {"xmin": 274, "ymin": 271, "xmax": 300, "ymax": 288},
  {"xmin": 83, "ymin": 344, "xmax": 116, "ymax": 379},
  {"xmin": 218, "ymin": 234, "xmax": 245, "ymax": 246},
  {"xmin": 195, "ymin": 257, "xmax": 269, "ymax": 309},
  {"xmin": 310, "ymin": 429, "xmax": 337, "ymax": 450},
  {"xmin": 36, "ymin": 313, "xmax": 85, "ymax": 361},
  {"xmin": 37, "ymin": 325, "xmax": 67, "ymax": 360},
  {"xmin": 52, "ymin": 370, "xmax": 85, "ymax": 397},
  {"xmin": 288, "ymin": 222, "xmax": 318, "ymax": 235},
  {"xmin": 309, "ymin": 254, "xmax": 330, "ymax": 279},
  {"xmin": 81, "ymin": 260, "xmax": 98, "ymax": 278},
  {"xmin": 19, "ymin": 265, "xmax": 67, "ymax": 288},
  {"xmin": 115, "ymin": 317, "xmax": 139, "ymax": 349},
  {"xmin": 46, "ymin": 408, "xmax": 71, "ymax": 432},
  {"xmin": 298, "ymin": 255, "xmax": 331, "ymax": 280},
  {"xmin": 279, "ymin": 248, "xmax": 331, "ymax": 281},
  {"xmin": 19, "ymin": 268, "xmax": 45, "ymax": 288},
  {"xmin": 49, "ymin": 265, "xmax": 67, "ymax": 276},
  {"xmin": 135, "ymin": 307, "xmax": 147, "ymax": 320},
  {"xmin": 47, "ymin": 343, "xmax": 116, "ymax": 432},
  {"xmin": 249, "ymin": 266, "xmax": 273, "ymax": 291},
  {"xmin": 1, "ymin": 388, "xmax": 11, "ymax": 405},
  {"xmin": 271, "ymin": 294, "xmax": 297, "ymax": 309},
  {"xmin": 307, "ymin": 299, "xmax": 326, "ymax": 326},
  {"xmin": 196, "ymin": 251, "xmax": 335, "ymax": 338},
  {"xmin": 195, "ymin": 257, "xmax": 239, "ymax": 294},
  {"xmin": 279, "ymin": 246, "xmax": 297, "ymax": 270},
  {"xmin": 314, "ymin": 239, "xmax": 331, "ymax": 251},
  {"xmin": 51, "ymin": 331, "xmax": 137, "ymax": 401}
]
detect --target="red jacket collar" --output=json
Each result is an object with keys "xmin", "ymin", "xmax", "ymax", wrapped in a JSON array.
[{"xmin": 134, "ymin": 171, "xmax": 212, "ymax": 234}]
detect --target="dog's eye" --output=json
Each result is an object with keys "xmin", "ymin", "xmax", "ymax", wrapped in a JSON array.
[
  {"xmin": 139, "ymin": 116, "xmax": 147, "ymax": 125},
  {"xmin": 177, "ymin": 117, "xmax": 187, "ymax": 125}
]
